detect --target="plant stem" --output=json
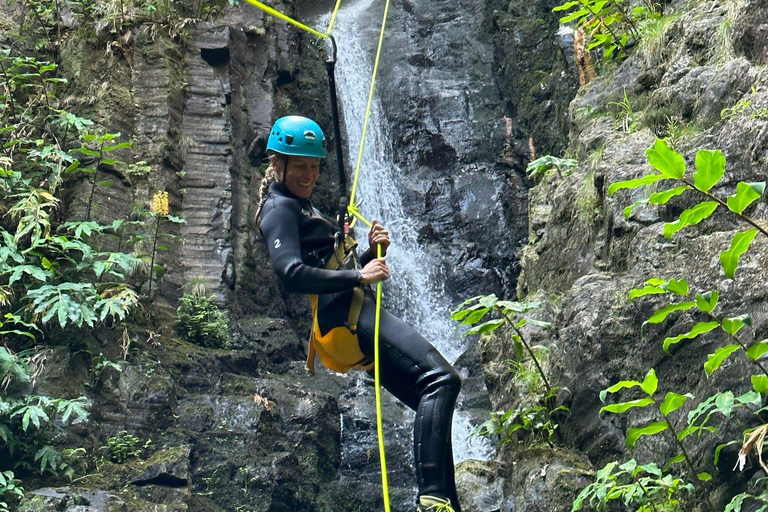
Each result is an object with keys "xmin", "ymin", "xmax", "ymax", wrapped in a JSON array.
[
  {"xmin": 0, "ymin": 57, "xmax": 17, "ymax": 121},
  {"xmin": 613, "ymin": 1, "xmax": 639, "ymax": 39},
  {"xmin": 631, "ymin": 474, "xmax": 661, "ymax": 512},
  {"xmin": 579, "ymin": 0, "xmax": 624, "ymax": 50},
  {"xmin": 703, "ymin": 311, "xmax": 768, "ymax": 378},
  {"xmin": 24, "ymin": 0, "xmax": 55, "ymax": 49},
  {"xmin": 652, "ymin": 396, "xmax": 716, "ymax": 512},
  {"xmin": 147, "ymin": 215, "xmax": 161, "ymax": 298},
  {"xmin": 498, "ymin": 308, "xmax": 553, "ymax": 394},
  {"xmin": 84, "ymin": 138, "xmax": 105, "ymax": 221},
  {"xmin": 681, "ymin": 178, "xmax": 768, "ymax": 238}
]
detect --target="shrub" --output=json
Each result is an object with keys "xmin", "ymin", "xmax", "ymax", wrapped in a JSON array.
[{"xmin": 176, "ymin": 293, "xmax": 230, "ymax": 348}]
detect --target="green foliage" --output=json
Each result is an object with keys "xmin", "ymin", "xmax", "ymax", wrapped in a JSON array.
[
  {"xmin": 593, "ymin": 139, "xmax": 768, "ymax": 512},
  {"xmin": 176, "ymin": 293, "xmax": 231, "ymax": 349},
  {"xmin": 70, "ymin": 132, "xmax": 134, "ymax": 222},
  {"xmin": 724, "ymin": 490, "xmax": 768, "ymax": 512},
  {"xmin": 0, "ymin": 348, "xmax": 90, "ymax": 477},
  {"xmin": 89, "ymin": 352, "xmax": 122, "ymax": 384},
  {"xmin": 452, "ymin": 294, "xmax": 552, "ymax": 385},
  {"xmin": 572, "ymin": 459, "xmax": 693, "ymax": 511},
  {"xmin": 454, "ymin": 295, "xmax": 568, "ymax": 448},
  {"xmin": 0, "ymin": 470, "xmax": 24, "ymax": 512},
  {"xmin": 609, "ymin": 89, "xmax": 639, "ymax": 133},
  {"xmin": 553, "ymin": 0, "xmax": 661, "ymax": 61},
  {"xmin": 470, "ymin": 387, "xmax": 568, "ymax": 448},
  {"xmin": 525, "ymin": 155, "xmax": 578, "ymax": 181},
  {"xmin": 721, "ymin": 88, "xmax": 768, "ymax": 121},
  {"xmin": 103, "ymin": 430, "xmax": 141, "ymax": 463},
  {"xmin": 610, "ymin": 139, "xmax": 767, "ymax": 278}
]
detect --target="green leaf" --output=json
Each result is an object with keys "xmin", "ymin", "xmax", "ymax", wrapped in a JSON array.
[
  {"xmin": 35, "ymin": 445, "xmax": 60, "ymax": 474},
  {"xmin": 664, "ymin": 278, "xmax": 688, "ymax": 295},
  {"xmin": 59, "ymin": 398, "xmax": 88, "ymax": 424},
  {"xmin": 649, "ymin": 186, "xmax": 688, "ymax": 205},
  {"xmin": 724, "ymin": 493, "xmax": 747, "ymax": 512},
  {"xmin": 720, "ymin": 229, "xmax": 758, "ymax": 279},
  {"xmin": 103, "ymin": 141, "xmax": 132, "ymax": 151},
  {"xmin": 600, "ymin": 398, "xmax": 654, "ymax": 414},
  {"xmin": 660, "ymin": 392, "xmax": 691, "ymax": 415},
  {"xmin": 735, "ymin": 391, "xmax": 762, "ymax": 408},
  {"xmin": 727, "ymin": 181, "xmax": 765, "ymax": 214},
  {"xmin": 695, "ymin": 291, "xmax": 719, "ymax": 313},
  {"xmin": 640, "ymin": 369, "xmax": 658, "ymax": 396},
  {"xmin": 704, "ymin": 345, "xmax": 740, "ymax": 376},
  {"xmin": 722, "ymin": 314, "xmax": 751, "ymax": 336},
  {"xmin": 559, "ymin": 7, "xmax": 589, "ymax": 23},
  {"xmin": 73, "ymin": 147, "xmax": 100, "ymax": 157},
  {"xmin": 647, "ymin": 302, "xmax": 695, "ymax": 324},
  {"xmin": 166, "ymin": 215, "xmax": 186, "ymax": 224},
  {"xmin": 623, "ymin": 198, "xmax": 648, "ymax": 219},
  {"xmin": 627, "ymin": 421, "xmax": 668, "ymax": 449},
  {"xmin": 462, "ymin": 306, "xmax": 489, "ymax": 325},
  {"xmin": 697, "ymin": 472, "xmax": 712, "ymax": 481},
  {"xmin": 693, "ymin": 149, "xmax": 726, "ymax": 192},
  {"xmin": 608, "ymin": 174, "xmax": 664, "ymax": 195},
  {"xmin": 629, "ymin": 284, "xmax": 666, "ymax": 300},
  {"xmin": 746, "ymin": 341, "xmax": 768, "ymax": 361},
  {"xmin": 646, "ymin": 139, "xmax": 686, "ymax": 179},
  {"xmin": 600, "ymin": 379, "xmax": 641, "ymax": 403},
  {"xmin": 552, "ymin": 0, "xmax": 580, "ymax": 11},
  {"xmin": 663, "ymin": 201, "xmax": 719, "ymax": 239},
  {"xmin": 752, "ymin": 375, "xmax": 768, "ymax": 393},
  {"xmin": 526, "ymin": 318, "xmax": 552, "ymax": 329},
  {"xmin": 715, "ymin": 391, "xmax": 736, "ymax": 418},
  {"xmin": 662, "ymin": 321, "xmax": 720, "ymax": 354},
  {"xmin": 667, "ymin": 454, "xmax": 686, "ymax": 466},
  {"xmin": 465, "ymin": 318, "xmax": 506, "ymax": 336},
  {"xmin": 451, "ymin": 297, "xmax": 481, "ymax": 321}
]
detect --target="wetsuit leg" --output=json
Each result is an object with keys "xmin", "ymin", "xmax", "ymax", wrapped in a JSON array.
[{"xmin": 356, "ymin": 296, "xmax": 462, "ymax": 511}]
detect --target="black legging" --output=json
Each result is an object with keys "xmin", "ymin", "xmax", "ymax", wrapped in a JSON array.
[{"xmin": 355, "ymin": 294, "xmax": 462, "ymax": 511}]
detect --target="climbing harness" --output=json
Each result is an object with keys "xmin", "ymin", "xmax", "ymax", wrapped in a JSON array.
[
  {"xmin": 243, "ymin": 2, "xmax": 393, "ymax": 511},
  {"xmin": 306, "ymin": 235, "xmax": 371, "ymax": 374}
]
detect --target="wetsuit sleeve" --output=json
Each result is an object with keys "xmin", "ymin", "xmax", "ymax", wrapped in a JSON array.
[
  {"xmin": 260, "ymin": 205, "xmax": 362, "ymax": 294},
  {"xmin": 360, "ymin": 248, "xmax": 374, "ymax": 267}
]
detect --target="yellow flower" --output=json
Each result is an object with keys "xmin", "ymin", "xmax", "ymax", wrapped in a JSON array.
[{"xmin": 151, "ymin": 190, "xmax": 169, "ymax": 216}]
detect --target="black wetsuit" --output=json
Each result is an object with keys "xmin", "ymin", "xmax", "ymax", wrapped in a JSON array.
[{"xmin": 259, "ymin": 182, "xmax": 463, "ymax": 510}]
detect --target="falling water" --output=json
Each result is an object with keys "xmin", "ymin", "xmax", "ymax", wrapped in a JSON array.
[{"xmin": 317, "ymin": 0, "xmax": 494, "ymax": 463}]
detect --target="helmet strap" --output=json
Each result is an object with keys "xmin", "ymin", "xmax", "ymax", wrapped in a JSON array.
[{"xmin": 281, "ymin": 157, "xmax": 288, "ymax": 184}]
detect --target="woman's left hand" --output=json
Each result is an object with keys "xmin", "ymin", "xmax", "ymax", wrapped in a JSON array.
[{"xmin": 368, "ymin": 220, "xmax": 390, "ymax": 256}]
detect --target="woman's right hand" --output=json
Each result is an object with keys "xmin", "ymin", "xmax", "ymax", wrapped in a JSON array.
[{"xmin": 360, "ymin": 258, "xmax": 389, "ymax": 285}]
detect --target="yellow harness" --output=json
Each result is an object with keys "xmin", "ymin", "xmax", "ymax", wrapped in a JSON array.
[{"xmin": 306, "ymin": 237, "xmax": 372, "ymax": 374}]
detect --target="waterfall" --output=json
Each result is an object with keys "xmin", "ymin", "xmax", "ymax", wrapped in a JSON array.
[{"xmin": 317, "ymin": 0, "xmax": 494, "ymax": 463}]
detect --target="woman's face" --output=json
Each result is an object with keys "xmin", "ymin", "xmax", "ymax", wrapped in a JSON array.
[{"xmin": 281, "ymin": 155, "xmax": 320, "ymax": 199}]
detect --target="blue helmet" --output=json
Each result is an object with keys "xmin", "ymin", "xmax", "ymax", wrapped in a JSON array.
[{"xmin": 267, "ymin": 116, "xmax": 327, "ymax": 158}]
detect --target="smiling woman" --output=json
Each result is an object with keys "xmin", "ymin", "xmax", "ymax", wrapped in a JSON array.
[
  {"xmin": 255, "ymin": 116, "xmax": 463, "ymax": 512},
  {"xmin": 283, "ymin": 155, "xmax": 320, "ymax": 198}
]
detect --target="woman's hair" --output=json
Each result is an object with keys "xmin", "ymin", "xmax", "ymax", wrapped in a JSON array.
[{"xmin": 256, "ymin": 153, "xmax": 286, "ymax": 219}]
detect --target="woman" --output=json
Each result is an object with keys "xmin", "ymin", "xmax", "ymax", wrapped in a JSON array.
[{"xmin": 257, "ymin": 115, "xmax": 462, "ymax": 512}]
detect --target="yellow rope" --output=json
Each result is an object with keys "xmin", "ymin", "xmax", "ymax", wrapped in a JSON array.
[
  {"xmin": 345, "ymin": 2, "xmax": 393, "ymax": 511},
  {"xmin": 325, "ymin": 0, "xmax": 343, "ymax": 35},
  {"xmin": 348, "ymin": 0, "xmax": 392, "ymax": 209},
  {"xmin": 240, "ymin": 0, "xmax": 330, "ymax": 39}
]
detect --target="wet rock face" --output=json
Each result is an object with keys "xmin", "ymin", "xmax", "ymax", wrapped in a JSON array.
[
  {"xmin": 484, "ymin": 0, "xmax": 580, "ymax": 159},
  {"xmin": 503, "ymin": 0, "xmax": 768, "ymax": 509},
  {"xmin": 19, "ymin": 488, "xmax": 127, "ymax": 512},
  {"xmin": 343, "ymin": 0, "xmax": 578, "ymax": 299},
  {"xmin": 734, "ymin": 0, "xmax": 768, "ymax": 64}
]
